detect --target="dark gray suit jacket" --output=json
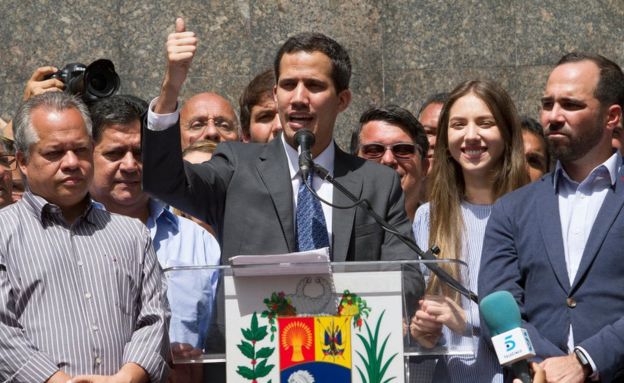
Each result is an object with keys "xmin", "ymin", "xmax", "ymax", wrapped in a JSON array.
[
  {"xmin": 479, "ymin": 167, "xmax": 624, "ymax": 381},
  {"xmin": 143, "ymin": 125, "xmax": 419, "ymax": 266}
]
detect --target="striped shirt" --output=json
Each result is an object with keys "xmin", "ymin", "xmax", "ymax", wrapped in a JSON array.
[
  {"xmin": 0, "ymin": 191, "xmax": 169, "ymax": 382},
  {"xmin": 413, "ymin": 201, "xmax": 503, "ymax": 383}
]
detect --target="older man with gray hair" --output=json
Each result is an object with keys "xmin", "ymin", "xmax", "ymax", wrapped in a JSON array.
[{"xmin": 0, "ymin": 92, "xmax": 169, "ymax": 383}]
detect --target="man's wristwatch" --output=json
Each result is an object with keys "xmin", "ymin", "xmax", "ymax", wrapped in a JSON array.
[{"xmin": 574, "ymin": 347, "xmax": 593, "ymax": 378}]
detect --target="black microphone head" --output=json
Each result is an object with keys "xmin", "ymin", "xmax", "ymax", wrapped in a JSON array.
[{"xmin": 294, "ymin": 129, "xmax": 315, "ymax": 150}]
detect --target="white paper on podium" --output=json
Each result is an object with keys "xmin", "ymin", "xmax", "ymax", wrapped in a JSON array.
[{"xmin": 229, "ymin": 247, "xmax": 331, "ymax": 277}]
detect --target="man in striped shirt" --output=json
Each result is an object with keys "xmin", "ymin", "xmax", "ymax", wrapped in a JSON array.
[{"xmin": 0, "ymin": 92, "xmax": 169, "ymax": 382}]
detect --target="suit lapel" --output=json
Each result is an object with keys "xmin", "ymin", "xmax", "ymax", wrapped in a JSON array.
[
  {"xmin": 331, "ymin": 147, "xmax": 362, "ymax": 262},
  {"xmin": 256, "ymin": 139, "xmax": 296, "ymax": 252},
  {"xmin": 537, "ymin": 174, "xmax": 571, "ymax": 290},
  {"xmin": 572, "ymin": 166, "xmax": 624, "ymax": 290}
]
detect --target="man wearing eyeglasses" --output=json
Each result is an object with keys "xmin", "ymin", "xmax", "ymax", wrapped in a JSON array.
[
  {"xmin": 179, "ymin": 92, "xmax": 240, "ymax": 149},
  {"xmin": 351, "ymin": 105, "xmax": 429, "ymax": 220}
]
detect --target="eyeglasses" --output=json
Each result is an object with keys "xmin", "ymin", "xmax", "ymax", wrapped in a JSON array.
[
  {"xmin": 185, "ymin": 116, "xmax": 238, "ymax": 134},
  {"xmin": 359, "ymin": 142, "xmax": 418, "ymax": 160}
]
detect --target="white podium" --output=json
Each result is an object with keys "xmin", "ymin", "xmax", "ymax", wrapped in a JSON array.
[{"xmin": 164, "ymin": 259, "xmax": 475, "ymax": 383}]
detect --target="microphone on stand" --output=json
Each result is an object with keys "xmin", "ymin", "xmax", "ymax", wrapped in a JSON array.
[
  {"xmin": 294, "ymin": 129, "xmax": 315, "ymax": 181},
  {"xmin": 292, "ymin": 128, "xmax": 480, "ymax": 303}
]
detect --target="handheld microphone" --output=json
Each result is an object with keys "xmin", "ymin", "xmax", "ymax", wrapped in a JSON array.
[
  {"xmin": 294, "ymin": 129, "xmax": 315, "ymax": 181},
  {"xmin": 480, "ymin": 291, "xmax": 535, "ymax": 383}
]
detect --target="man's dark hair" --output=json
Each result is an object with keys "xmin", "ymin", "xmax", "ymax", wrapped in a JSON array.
[
  {"xmin": 350, "ymin": 104, "xmax": 429, "ymax": 160},
  {"xmin": 557, "ymin": 52, "xmax": 624, "ymax": 107},
  {"xmin": 89, "ymin": 95, "xmax": 148, "ymax": 143},
  {"xmin": 239, "ymin": 69, "xmax": 275, "ymax": 137},
  {"xmin": 417, "ymin": 92, "xmax": 449, "ymax": 118},
  {"xmin": 520, "ymin": 116, "xmax": 544, "ymax": 137},
  {"xmin": 520, "ymin": 115, "xmax": 551, "ymax": 171},
  {"xmin": 274, "ymin": 32, "xmax": 351, "ymax": 93}
]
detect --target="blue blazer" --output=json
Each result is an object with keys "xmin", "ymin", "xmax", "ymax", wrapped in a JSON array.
[{"xmin": 478, "ymin": 169, "xmax": 624, "ymax": 381}]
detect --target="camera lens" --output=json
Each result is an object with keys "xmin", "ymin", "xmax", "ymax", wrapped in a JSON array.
[
  {"xmin": 84, "ymin": 59, "xmax": 120, "ymax": 100},
  {"xmin": 89, "ymin": 74, "xmax": 109, "ymax": 93}
]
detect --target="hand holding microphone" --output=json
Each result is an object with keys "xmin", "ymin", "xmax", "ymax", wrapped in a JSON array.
[{"xmin": 514, "ymin": 363, "xmax": 545, "ymax": 383}]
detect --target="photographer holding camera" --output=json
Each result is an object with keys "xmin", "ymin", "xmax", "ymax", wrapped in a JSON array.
[
  {"xmin": 23, "ymin": 66, "xmax": 66, "ymax": 100},
  {"xmin": 5, "ymin": 62, "xmax": 119, "ymax": 140}
]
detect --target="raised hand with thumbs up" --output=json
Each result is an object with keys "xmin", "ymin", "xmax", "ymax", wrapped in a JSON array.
[{"xmin": 155, "ymin": 17, "xmax": 197, "ymax": 114}]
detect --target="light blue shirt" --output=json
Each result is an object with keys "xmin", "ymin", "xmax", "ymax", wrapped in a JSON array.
[
  {"xmin": 94, "ymin": 199, "xmax": 221, "ymax": 348},
  {"xmin": 554, "ymin": 152, "xmax": 620, "ymax": 375},
  {"xmin": 146, "ymin": 199, "xmax": 220, "ymax": 348}
]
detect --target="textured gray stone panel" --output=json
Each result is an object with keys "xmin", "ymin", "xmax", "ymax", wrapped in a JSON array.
[
  {"xmin": 0, "ymin": 82, "xmax": 24, "ymax": 123},
  {"xmin": 510, "ymin": 65, "xmax": 552, "ymax": 121},
  {"xmin": 248, "ymin": 1, "xmax": 283, "ymax": 73},
  {"xmin": 382, "ymin": 0, "xmax": 519, "ymax": 71},
  {"xmin": 1, "ymin": 0, "xmax": 122, "ymax": 119},
  {"xmin": 515, "ymin": 1, "xmax": 624, "ymax": 66},
  {"xmin": 116, "ymin": 1, "xmax": 177, "ymax": 99}
]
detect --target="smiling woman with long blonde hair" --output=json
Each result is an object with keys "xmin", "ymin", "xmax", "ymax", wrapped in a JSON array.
[{"xmin": 410, "ymin": 80, "xmax": 528, "ymax": 382}]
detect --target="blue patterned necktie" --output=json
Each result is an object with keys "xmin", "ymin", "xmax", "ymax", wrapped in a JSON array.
[{"xmin": 296, "ymin": 169, "xmax": 330, "ymax": 251}]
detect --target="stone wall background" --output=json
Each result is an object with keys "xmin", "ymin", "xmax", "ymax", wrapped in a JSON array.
[{"xmin": 2, "ymin": 1, "xmax": 623, "ymax": 148}]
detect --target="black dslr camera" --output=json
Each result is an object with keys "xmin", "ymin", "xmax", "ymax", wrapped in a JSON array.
[{"xmin": 45, "ymin": 59, "xmax": 120, "ymax": 104}]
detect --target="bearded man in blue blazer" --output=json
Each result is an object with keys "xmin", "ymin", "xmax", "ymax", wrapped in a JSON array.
[{"xmin": 479, "ymin": 52, "xmax": 624, "ymax": 382}]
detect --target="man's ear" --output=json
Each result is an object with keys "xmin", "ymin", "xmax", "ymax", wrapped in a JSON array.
[
  {"xmin": 606, "ymin": 104, "xmax": 622, "ymax": 131},
  {"xmin": 16, "ymin": 151, "xmax": 28, "ymax": 178},
  {"xmin": 337, "ymin": 89, "xmax": 352, "ymax": 113}
]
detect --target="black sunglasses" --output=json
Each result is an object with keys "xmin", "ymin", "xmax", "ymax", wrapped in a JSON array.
[{"xmin": 360, "ymin": 142, "xmax": 417, "ymax": 160}]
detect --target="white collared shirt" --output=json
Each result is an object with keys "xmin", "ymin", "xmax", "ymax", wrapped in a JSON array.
[{"xmin": 555, "ymin": 152, "xmax": 620, "ymax": 286}]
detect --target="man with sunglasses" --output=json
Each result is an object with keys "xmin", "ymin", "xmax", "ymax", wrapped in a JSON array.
[{"xmin": 351, "ymin": 105, "xmax": 429, "ymax": 220}]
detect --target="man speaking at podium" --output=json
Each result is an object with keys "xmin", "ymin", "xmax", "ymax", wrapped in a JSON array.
[
  {"xmin": 143, "ymin": 18, "xmax": 420, "ymax": 273},
  {"xmin": 142, "ymin": 18, "xmax": 424, "ymax": 380}
]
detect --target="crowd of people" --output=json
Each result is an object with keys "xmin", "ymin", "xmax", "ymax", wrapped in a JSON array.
[{"xmin": 1, "ymin": 15, "xmax": 623, "ymax": 383}]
